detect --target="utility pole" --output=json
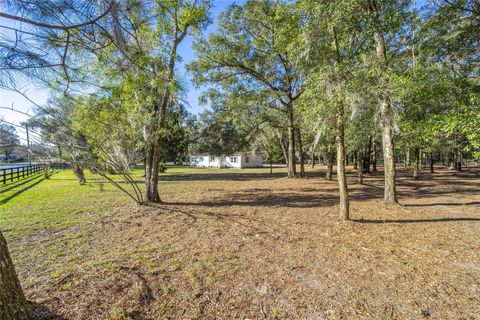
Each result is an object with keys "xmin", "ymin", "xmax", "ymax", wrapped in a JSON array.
[{"xmin": 25, "ymin": 123, "xmax": 31, "ymax": 165}]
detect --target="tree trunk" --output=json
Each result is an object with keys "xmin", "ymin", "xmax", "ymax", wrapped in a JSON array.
[
  {"xmin": 270, "ymin": 160, "xmax": 273, "ymax": 175},
  {"xmin": 419, "ymin": 149, "xmax": 424, "ymax": 169},
  {"xmin": 353, "ymin": 151, "xmax": 358, "ymax": 170},
  {"xmin": 330, "ymin": 25, "xmax": 349, "ymax": 219},
  {"xmin": 455, "ymin": 151, "xmax": 462, "ymax": 171},
  {"xmin": 357, "ymin": 150, "xmax": 364, "ymax": 184},
  {"xmin": 144, "ymin": 146, "xmax": 161, "ymax": 203},
  {"xmin": 372, "ymin": 137, "xmax": 377, "ymax": 171},
  {"xmin": 286, "ymin": 104, "xmax": 296, "ymax": 178},
  {"xmin": 325, "ymin": 149, "xmax": 333, "ymax": 181},
  {"xmin": 72, "ymin": 163, "xmax": 86, "ymax": 185},
  {"xmin": 380, "ymin": 104, "xmax": 398, "ymax": 204},
  {"xmin": 297, "ymin": 129, "xmax": 305, "ymax": 177},
  {"xmin": 336, "ymin": 105, "xmax": 349, "ymax": 220},
  {"xmin": 430, "ymin": 152, "xmax": 434, "ymax": 173},
  {"xmin": 405, "ymin": 148, "xmax": 410, "ymax": 167},
  {"xmin": 276, "ymin": 130, "xmax": 288, "ymax": 168},
  {"xmin": 374, "ymin": 29, "xmax": 398, "ymax": 205},
  {"xmin": 364, "ymin": 139, "xmax": 371, "ymax": 173},
  {"xmin": 311, "ymin": 152, "xmax": 315, "ymax": 168},
  {"xmin": 413, "ymin": 148, "xmax": 420, "ymax": 179},
  {"xmin": 449, "ymin": 150, "xmax": 455, "ymax": 170},
  {"xmin": 0, "ymin": 231, "xmax": 32, "ymax": 320}
]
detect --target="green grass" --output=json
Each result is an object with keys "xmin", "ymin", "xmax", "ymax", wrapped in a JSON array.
[
  {"xmin": 0, "ymin": 170, "xmax": 130, "ymax": 242},
  {"xmin": 0, "ymin": 166, "xmax": 281, "ymax": 241}
]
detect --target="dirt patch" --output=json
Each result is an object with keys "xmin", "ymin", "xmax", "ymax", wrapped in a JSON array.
[{"xmin": 14, "ymin": 167, "xmax": 480, "ymax": 319}]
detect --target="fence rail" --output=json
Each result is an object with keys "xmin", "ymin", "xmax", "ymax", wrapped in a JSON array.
[{"xmin": 1, "ymin": 165, "xmax": 44, "ymax": 185}]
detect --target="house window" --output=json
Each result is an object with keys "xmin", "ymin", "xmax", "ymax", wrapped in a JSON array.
[
  {"xmin": 230, "ymin": 156, "xmax": 238, "ymax": 163},
  {"xmin": 245, "ymin": 156, "xmax": 250, "ymax": 163},
  {"xmin": 210, "ymin": 156, "xmax": 215, "ymax": 162},
  {"xmin": 199, "ymin": 157, "xmax": 203, "ymax": 161},
  {"xmin": 190, "ymin": 156, "xmax": 197, "ymax": 162}
]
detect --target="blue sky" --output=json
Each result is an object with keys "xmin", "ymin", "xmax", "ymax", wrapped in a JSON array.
[{"xmin": 177, "ymin": 0, "xmax": 239, "ymax": 115}]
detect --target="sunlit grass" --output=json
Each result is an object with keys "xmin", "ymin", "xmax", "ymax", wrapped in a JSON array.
[{"xmin": 0, "ymin": 166, "xmax": 287, "ymax": 241}]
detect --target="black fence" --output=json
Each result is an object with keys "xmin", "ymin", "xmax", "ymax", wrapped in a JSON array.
[
  {"xmin": 1, "ymin": 165, "xmax": 43, "ymax": 185},
  {"xmin": 50, "ymin": 163, "xmax": 70, "ymax": 170}
]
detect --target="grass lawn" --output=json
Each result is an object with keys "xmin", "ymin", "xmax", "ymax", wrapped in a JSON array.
[{"xmin": 1, "ymin": 166, "xmax": 480, "ymax": 319}]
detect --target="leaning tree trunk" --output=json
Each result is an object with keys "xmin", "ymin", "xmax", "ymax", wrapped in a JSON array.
[
  {"xmin": 286, "ymin": 103, "xmax": 296, "ymax": 178},
  {"xmin": 336, "ymin": 104, "xmax": 349, "ymax": 220},
  {"xmin": 0, "ymin": 231, "xmax": 32, "ymax": 319},
  {"xmin": 72, "ymin": 163, "xmax": 86, "ymax": 185}
]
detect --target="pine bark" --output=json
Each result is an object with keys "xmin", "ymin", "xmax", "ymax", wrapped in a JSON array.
[{"xmin": 0, "ymin": 231, "xmax": 32, "ymax": 320}]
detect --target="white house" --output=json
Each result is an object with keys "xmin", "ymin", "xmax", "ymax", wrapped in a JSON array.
[{"xmin": 189, "ymin": 152, "xmax": 263, "ymax": 168}]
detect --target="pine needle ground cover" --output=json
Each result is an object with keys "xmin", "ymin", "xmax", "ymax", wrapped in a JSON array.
[{"xmin": 1, "ymin": 167, "xmax": 479, "ymax": 319}]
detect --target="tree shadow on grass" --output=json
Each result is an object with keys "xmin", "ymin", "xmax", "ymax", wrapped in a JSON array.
[
  {"xmin": 0, "ymin": 173, "xmax": 43, "ymax": 194},
  {"xmin": 0, "ymin": 177, "xmax": 44, "ymax": 205}
]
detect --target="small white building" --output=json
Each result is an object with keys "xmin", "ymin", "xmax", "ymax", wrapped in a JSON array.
[{"xmin": 189, "ymin": 152, "xmax": 263, "ymax": 168}]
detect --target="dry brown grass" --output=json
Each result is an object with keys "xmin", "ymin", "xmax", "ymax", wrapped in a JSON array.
[{"xmin": 11, "ymin": 166, "xmax": 480, "ymax": 319}]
